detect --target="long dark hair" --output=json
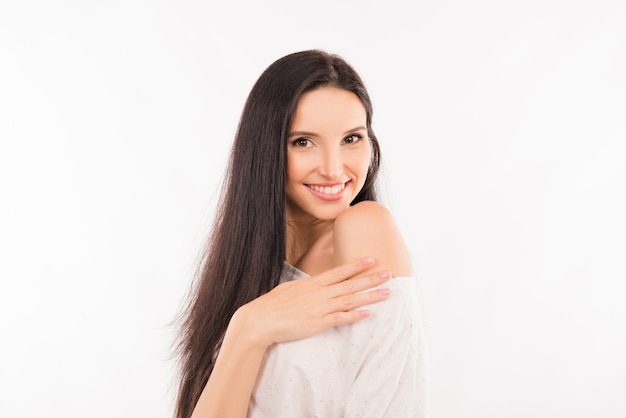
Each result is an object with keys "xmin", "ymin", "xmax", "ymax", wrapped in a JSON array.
[{"xmin": 173, "ymin": 49, "xmax": 382, "ymax": 418}]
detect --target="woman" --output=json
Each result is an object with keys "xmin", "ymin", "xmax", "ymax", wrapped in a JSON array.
[{"xmin": 174, "ymin": 49, "xmax": 427, "ymax": 418}]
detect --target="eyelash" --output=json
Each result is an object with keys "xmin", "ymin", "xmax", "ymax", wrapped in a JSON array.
[{"xmin": 291, "ymin": 134, "xmax": 364, "ymax": 148}]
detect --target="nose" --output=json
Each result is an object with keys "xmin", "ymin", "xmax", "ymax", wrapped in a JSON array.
[{"xmin": 317, "ymin": 147, "xmax": 344, "ymax": 180}]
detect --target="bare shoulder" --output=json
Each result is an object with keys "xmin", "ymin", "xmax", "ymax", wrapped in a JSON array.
[{"xmin": 333, "ymin": 201, "xmax": 413, "ymax": 278}]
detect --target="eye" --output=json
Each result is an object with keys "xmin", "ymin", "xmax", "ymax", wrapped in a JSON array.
[
  {"xmin": 292, "ymin": 137, "xmax": 312, "ymax": 148},
  {"xmin": 342, "ymin": 134, "xmax": 363, "ymax": 144}
]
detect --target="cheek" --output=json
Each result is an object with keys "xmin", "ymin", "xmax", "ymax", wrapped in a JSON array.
[
  {"xmin": 364, "ymin": 145, "xmax": 373, "ymax": 172},
  {"xmin": 349, "ymin": 145, "xmax": 372, "ymax": 177},
  {"xmin": 287, "ymin": 153, "xmax": 308, "ymax": 185}
]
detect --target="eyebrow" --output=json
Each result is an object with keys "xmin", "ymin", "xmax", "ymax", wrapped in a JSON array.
[{"xmin": 288, "ymin": 125, "xmax": 367, "ymax": 138}]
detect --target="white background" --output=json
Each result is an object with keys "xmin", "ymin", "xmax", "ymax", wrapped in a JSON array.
[{"xmin": 1, "ymin": 1, "xmax": 625, "ymax": 417}]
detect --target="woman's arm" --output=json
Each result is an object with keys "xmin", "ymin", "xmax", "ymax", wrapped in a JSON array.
[
  {"xmin": 190, "ymin": 256, "xmax": 393, "ymax": 418},
  {"xmin": 189, "ymin": 308, "xmax": 266, "ymax": 418},
  {"xmin": 333, "ymin": 201, "xmax": 427, "ymax": 417},
  {"xmin": 334, "ymin": 201, "xmax": 414, "ymax": 277}
]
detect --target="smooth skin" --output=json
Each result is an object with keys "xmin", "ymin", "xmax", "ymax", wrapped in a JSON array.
[{"xmin": 191, "ymin": 87, "xmax": 413, "ymax": 418}]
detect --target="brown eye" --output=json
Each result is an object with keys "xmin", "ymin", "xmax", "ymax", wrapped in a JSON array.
[
  {"xmin": 292, "ymin": 138, "xmax": 312, "ymax": 148},
  {"xmin": 343, "ymin": 134, "xmax": 362, "ymax": 144}
]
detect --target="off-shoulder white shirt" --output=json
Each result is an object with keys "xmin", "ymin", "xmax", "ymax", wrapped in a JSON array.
[{"xmin": 248, "ymin": 263, "xmax": 429, "ymax": 418}]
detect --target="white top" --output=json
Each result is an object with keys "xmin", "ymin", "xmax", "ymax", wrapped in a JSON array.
[{"xmin": 248, "ymin": 263, "xmax": 429, "ymax": 418}]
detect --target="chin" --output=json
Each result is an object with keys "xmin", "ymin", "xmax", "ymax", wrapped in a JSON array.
[
  {"xmin": 311, "ymin": 203, "xmax": 354, "ymax": 222},
  {"xmin": 287, "ymin": 188, "xmax": 361, "ymax": 222}
]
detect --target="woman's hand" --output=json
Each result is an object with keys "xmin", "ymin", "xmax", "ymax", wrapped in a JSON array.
[
  {"xmin": 233, "ymin": 256, "xmax": 392, "ymax": 349},
  {"xmin": 193, "ymin": 257, "xmax": 391, "ymax": 418}
]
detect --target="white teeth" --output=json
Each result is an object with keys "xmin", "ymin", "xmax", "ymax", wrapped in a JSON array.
[{"xmin": 308, "ymin": 183, "xmax": 346, "ymax": 195}]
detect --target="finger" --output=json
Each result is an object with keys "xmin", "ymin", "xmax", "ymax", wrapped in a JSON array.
[
  {"xmin": 318, "ymin": 256, "xmax": 374, "ymax": 286},
  {"xmin": 322, "ymin": 309, "xmax": 372, "ymax": 328},
  {"xmin": 329, "ymin": 286, "xmax": 391, "ymax": 313},
  {"xmin": 327, "ymin": 270, "xmax": 392, "ymax": 298}
]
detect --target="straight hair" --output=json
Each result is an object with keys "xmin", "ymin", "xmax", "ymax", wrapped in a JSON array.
[{"xmin": 173, "ymin": 49, "xmax": 381, "ymax": 418}]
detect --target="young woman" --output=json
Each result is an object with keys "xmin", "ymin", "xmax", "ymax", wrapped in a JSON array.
[{"xmin": 173, "ymin": 50, "xmax": 427, "ymax": 418}]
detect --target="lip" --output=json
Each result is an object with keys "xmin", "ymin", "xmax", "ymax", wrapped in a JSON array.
[{"xmin": 305, "ymin": 181, "xmax": 350, "ymax": 201}]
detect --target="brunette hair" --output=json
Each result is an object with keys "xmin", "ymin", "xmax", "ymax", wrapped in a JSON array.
[{"xmin": 173, "ymin": 49, "xmax": 381, "ymax": 418}]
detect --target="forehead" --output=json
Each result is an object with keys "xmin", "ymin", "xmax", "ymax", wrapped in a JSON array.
[{"xmin": 291, "ymin": 87, "xmax": 366, "ymax": 132}]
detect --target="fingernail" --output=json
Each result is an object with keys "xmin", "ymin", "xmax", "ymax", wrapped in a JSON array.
[
  {"xmin": 378, "ymin": 288, "xmax": 391, "ymax": 296},
  {"xmin": 377, "ymin": 271, "xmax": 391, "ymax": 280},
  {"xmin": 361, "ymin": 256, "xmax": 374, "ymax": 266}
]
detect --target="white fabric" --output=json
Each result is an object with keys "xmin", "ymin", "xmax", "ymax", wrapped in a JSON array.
[{"xmin": 248, "ymin": 263, "xmax": 429, "ymax": 418}]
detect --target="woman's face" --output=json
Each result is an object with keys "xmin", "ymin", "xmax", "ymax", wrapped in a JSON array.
[{"xmin": 286, "ymin": 86, "xmax": 372, "ymax": 223}]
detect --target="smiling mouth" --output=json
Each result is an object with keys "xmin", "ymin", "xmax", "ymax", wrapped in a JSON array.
[{"xmin": 306, "ymin": 181, "xmax": 348, "ymax": 195}]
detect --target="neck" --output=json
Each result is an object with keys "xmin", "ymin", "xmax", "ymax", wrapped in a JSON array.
[{"xmin": 285, "ymin": 214, "xmax": 333, "ymax": 266}]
